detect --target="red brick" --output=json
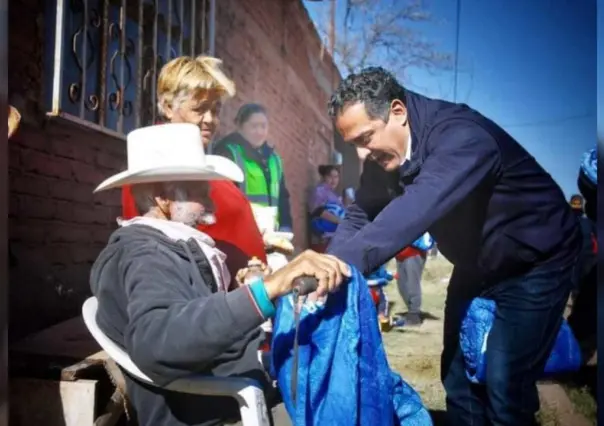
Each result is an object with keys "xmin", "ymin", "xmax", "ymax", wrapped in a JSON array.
[
  {"xmin": 43, "ymin": 244, "xmax": 75, "ymax": 266},
  {"xmin": 8, "ymin": 195, "xmax": 19, "ymax": 217},
  {"xmin": 61, "ymin": 264, "xmax": 94, "ymax": 287},
  {"xmin": 54, "ymin": 200, "xmax": 76, "ymax": 222},
  {"xmin": 51, "ymin": 137, "xmax": 96, "ymax": 164},
  {"xmin": 92, "ymin": 228, "xmax": 113, "ymax": 244},
  {"xmin": 17, "ymin": 195, "xmax": 56, "ymax": 219},
  {"xmin": 70, "ymin": 245, "xmax": 101, "ymax": 264},
  {"xmin": 9, "ymin": 218, "xmax": 48, "ymax": 244},
  {"xmin": 96, "ymin": 151, "xmax": 124, "ymax": 170},
  {"xmin": 9, "ymin": 145, "xmax": 20, "ymax": 169},
  {"xmin": 13, "ymin": 129, "xmax": 49, "ymax": 153},
  {"xmin": 71, "ymin": 161, "xmax": 106, "ymax": 185},
  {"xmin": 10, "ymin": 173, "xmax": 50, "ymax": 197},
  {"xmin": 93, "ymin": 190, "xmax": 122, "ymax": 208},
  {"xmin": 215, "ymin": 0, "xmax": 344, "ymax": 246},
  {"xmin": 21, "ymin": 150, "xmax": 74, "ymax": 180},
  {"xmin": 47, "ymin": 224, "xmax": 94, "ymax": 244},
  {"xmin": 48, "ymin": 180, "xmax": 94, "ymax": 204},
  {"xmin": 71, "ymin": 205, "xmax": 112, "ymax": 225}
]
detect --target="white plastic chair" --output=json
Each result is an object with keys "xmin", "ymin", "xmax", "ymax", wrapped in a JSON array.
[{"xmin": 82, "ymin": 297, "xmax": 271, "ymax": 426}]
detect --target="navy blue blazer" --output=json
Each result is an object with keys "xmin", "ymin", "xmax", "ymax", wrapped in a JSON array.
[{"xmin": 328, "ymin": 90, "xmax": 581, "ymax": 283}]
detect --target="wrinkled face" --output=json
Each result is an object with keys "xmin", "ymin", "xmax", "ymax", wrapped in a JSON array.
[
  {"xmin": 335, "ymin": 101, "xmax": 410, "ymax": 172},
  {"xmin": 239, "ymin": 112, "xmax": 269, "ymax": 148},
  {"xmin": 324, "ymin": 169, "xmax": 340, "ymax": 190},
  {"xmin": 167, "ymin": 91, "xmax": 223, "ymax": 147},
  {"xmin": 165, "ymin": 182, "xmax": 215, "ymax": 227}
]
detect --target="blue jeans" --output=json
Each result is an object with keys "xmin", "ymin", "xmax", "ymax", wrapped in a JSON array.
[{"xmin": 441, "ymin": 258, "xmax": 578, "ymax": 426}]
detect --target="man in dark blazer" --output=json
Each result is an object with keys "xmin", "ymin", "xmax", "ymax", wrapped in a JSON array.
[{"xmin": 326, "ymin": 67, "xmax": 582, "ymax": 425}]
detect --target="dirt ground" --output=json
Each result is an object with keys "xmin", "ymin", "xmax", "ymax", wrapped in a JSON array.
[{"xmin": 382, "ymin": 256, "xmax": 597, "ymax": 426}]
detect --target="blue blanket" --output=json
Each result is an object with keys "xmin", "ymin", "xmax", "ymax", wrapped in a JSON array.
[
  {"xmin": 271, "ymin": 267, "xmax": 432, "ymax": 426},
  {"xmin": 460, "ymin": 297, "xmax": 583, "ymax": 384}
]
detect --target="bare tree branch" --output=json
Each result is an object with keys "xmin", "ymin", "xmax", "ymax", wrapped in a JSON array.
[{"xmin": 316, "ymin": 0, "xmax": 453, "ymax": 78}]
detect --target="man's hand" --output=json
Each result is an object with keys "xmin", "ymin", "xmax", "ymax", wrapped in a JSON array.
[{"xmin": 264, "ymin": 250, "xmax": 351, "ymax": 299}]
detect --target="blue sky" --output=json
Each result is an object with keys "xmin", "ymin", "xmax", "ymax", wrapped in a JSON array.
[{"xmin": 304, "ymin": 0, "xmax": 597, "ymax": 197}]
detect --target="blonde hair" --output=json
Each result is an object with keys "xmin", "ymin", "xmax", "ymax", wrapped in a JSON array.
[
  {"xmin": 157, "ymin": 55, "xmax": 236, "ymax": 117},
  {"xmin": 8, "ymin": 105, "xmax": 21, "ymax": 138}
]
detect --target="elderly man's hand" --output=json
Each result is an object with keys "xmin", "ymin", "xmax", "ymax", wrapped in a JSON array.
[{"xmin": 264, "ymin": 250, "xmax": 351, "ymax": 299}]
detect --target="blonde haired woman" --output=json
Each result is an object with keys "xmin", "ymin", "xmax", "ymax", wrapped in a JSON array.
[{"xmin": 121, "ymin": 56, "xmax": 267, "ymax": 279}]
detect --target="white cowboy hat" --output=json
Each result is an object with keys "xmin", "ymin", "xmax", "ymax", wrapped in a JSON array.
[{"xmin": 94, "ymin": 123, "xmax": 244, "ymax": 192}]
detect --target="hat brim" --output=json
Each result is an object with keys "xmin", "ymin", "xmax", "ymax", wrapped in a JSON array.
[
  {"xmin": 8, "ymin": 106, "xmax": 21, "ymax": 138},
  {"xmin": 94, "ymin": 155, "xmax": 244, "ymax": 193}
]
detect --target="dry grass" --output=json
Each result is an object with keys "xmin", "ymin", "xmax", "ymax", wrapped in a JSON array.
[
  {"xmin": 381, "ymin": 256, "xmax": 596, "ymax": 425},
  {"xmin": 565, "ymin": 385, "xmax": 597, "ymax": 424},
  {"xmin": 382, "ymin": 256, "xmax": 451, "ymax": 412},
  {"xmin": 537, "ymin": 405, "xmax": 562, "ymax": 426}
]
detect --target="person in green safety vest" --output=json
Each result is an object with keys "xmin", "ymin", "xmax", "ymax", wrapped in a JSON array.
[{"xmin": 214, "ymin": 103, "xmax": 293, "ymax": 232}]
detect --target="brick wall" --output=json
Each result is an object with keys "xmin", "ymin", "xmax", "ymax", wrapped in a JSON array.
[
  {"xmin": 8, "ymin": 0, "xmax": 343, "ymax": 338},
  {"xmin": 8, "ymin": 0, "xmax": 126, "ymax": 339},
  {"xmin": 8, "ymin": 122, "xmax": 125, "ymax": 340},
  {"xmin": 214, "ymin": 0, "xmax": 342, "ymax": 246}
]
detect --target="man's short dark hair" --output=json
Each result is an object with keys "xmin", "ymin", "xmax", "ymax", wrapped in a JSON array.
[{"xmin": 327, "ymin": 67, "xmax": 406, "ymax": 121}]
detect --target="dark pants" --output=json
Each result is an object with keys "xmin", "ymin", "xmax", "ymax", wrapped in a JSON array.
[
  {"xmin": 567, "ymin": 218, "xmax": 597, "ymax": 354},
  {"xmin": 441, "ymin": 258, "xmax": 577, "ymax": 426},
  {"xmin": 396, "ymin": 255, "xmax": 426, "ymax": 314},
  {"xmin": 567, "ymin": 263, "xmax": 597, "ymax": 355}
]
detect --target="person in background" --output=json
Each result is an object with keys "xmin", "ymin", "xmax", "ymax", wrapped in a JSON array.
[
  {"xmin": 214, "ymin": 103, "xmax": 293, "ymax": 232},
  {"xmin": 308, "ymin": 165, "xmax": 345, "ymax": 252},
  {"xmin": 121, "ymin": 56, "xmax": 266, "ymax": 281},
  {"xmin": 569, "ymin": 193, "xmax": 585, "ymax": 215},
  {"xmin": 567, "ymin": 148, "xmax": 597, "ymax": 364},
  {"xmin": 365, "ymin": 265, "xmax": 394, "ymax": 331},
  {"xmin": 394, "ymin": 233, "xmax": 434, "ymax": 327},
  {"xmin": 568, "ymin": 193, "xmax": 595, "ymax": 278}
]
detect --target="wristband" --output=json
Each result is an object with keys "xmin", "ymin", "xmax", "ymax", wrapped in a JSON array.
[{"xmin": 248, "ymin": 277, "xmax": 276, "ymax": 318}]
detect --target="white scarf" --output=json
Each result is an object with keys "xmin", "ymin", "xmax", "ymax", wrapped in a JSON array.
[{"xmin": 118, "ymin": 216, "xmax": 231, "ymax": 292}]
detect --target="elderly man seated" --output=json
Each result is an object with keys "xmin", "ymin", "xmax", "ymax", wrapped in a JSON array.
[{"xmin": 91, "ymin": 122, "xmax": 348, "ymax": 426}]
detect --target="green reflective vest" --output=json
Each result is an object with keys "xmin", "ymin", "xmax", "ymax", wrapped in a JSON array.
[{"xmin": 225, "ymin": 143, "xmax": 283, "ymax": 209}]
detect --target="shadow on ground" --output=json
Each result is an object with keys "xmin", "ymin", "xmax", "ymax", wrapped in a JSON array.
[
  {"xmin": 429, "ymin": 409, "xmax": 447, "ymax": 426},
  {"xmin": 564, "ymin": 365, "xmax": 597, "ymax": 399},
  {"xmin": 394, "ymin": 311, "xmax": 441, "ymax": 321},
  {"xmin": 551, "ymin": 363, "xmax": 597, "ymax": 401}
]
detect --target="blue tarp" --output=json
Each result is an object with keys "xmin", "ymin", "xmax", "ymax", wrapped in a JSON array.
[
  {"xmin": 460, "ymin": 297, "xmax": 583, "ymax": 384},
  {"xmin": 270, "ymin": 267, "xmax": 433, "ymax": 426},
  {"xmin": 580, "ymin": 147, "xmax": 597, "ymax": 185}
]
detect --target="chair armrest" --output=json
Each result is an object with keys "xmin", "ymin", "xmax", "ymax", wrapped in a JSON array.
[{"xmin": 164, "ymin": 375, "xmax": 262, "ymax": 397}]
